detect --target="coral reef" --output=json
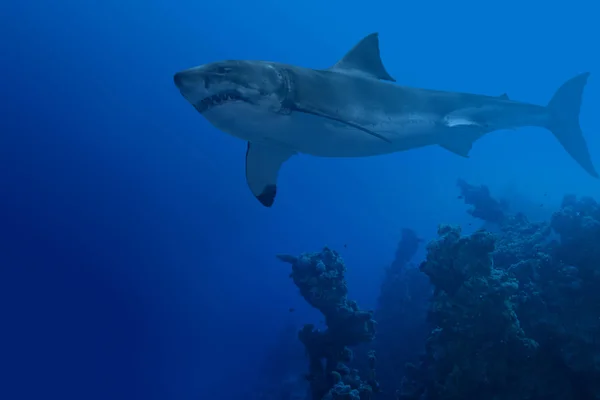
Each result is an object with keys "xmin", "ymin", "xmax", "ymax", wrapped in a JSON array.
[
  {"xmin": 249, "ymin": 322, "xmax": 309, "ymax": 400},
  {"xmin": 399, "ymin": 182, "xmax": 600, "ymax": 400},
  {"xmin": 400, "ymin": 225, "xmax": 540, "ymax": 400},
  {"xmin": 371, "ymin": 229, "xmax": 431, "ymax": 398},
  {"xmin": 457, "ymin": 178, "xmax": 508, "ymax": 225},
  {"xmin": 278, "ymin": 248, "xmax": 379, "ymax": 400},
  {"xmin": 257, "ymin": 179, "xmax": 600, "ymax": 400}
]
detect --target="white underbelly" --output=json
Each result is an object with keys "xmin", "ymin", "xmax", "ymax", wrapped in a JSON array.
[
  {"xmin": 265, "ymin": 111, "xmax": 440, "ymax": 157},
  {"xmin": 203, "ymin": 103, "xmax": 440, "ymax": 157}
]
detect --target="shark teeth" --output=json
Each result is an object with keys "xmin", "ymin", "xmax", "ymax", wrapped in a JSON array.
[{"xmin": 195, "ymin": 90, "xmax": 246, "ymax": 113}]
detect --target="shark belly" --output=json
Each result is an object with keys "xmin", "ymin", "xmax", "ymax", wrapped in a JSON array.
[
  {"xmin": 262, "ymin": 110, "xmax": 441, "ymax": 157},
  {"xmin": 203, "ymin": 102, "xmax": 279, "ymax": 143},
  {"xmin": 198, "ymin": 102, "xmax": 406, "ymax": 156}
]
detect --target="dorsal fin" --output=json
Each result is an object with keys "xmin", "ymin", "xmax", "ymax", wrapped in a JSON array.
[
  {"xmin": 498, "ymin": 93, "xmax": 509, "ymax": 100},
  {"xmin": 328, "ymin": 33, "xmax": 396, "ymax": 82}
]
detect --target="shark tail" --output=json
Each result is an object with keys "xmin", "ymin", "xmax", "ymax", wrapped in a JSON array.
[{"xmin": 546, "ymin": 72, "xmax": 598, "ymax": 177}]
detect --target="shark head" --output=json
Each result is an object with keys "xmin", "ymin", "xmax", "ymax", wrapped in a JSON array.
[
  {"xmin": 174, "ymin": 60, "xmax": 291, "ymax": 139},
  {"xmin": 172, "ymin": 33, "xmax": 398, "ymax": 208}
]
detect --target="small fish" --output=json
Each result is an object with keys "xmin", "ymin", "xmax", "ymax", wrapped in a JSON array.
[{"xmin": 289, "ymin": 307, "xmax": 295, "ymax": 313}]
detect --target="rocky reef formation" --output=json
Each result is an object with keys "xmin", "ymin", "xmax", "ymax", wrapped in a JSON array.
[
  {"xmin": 249, "ymin": 322, "xmax": 309, "ymax": 400},
  {"xmin": 456, "ymin": 178, "xmax": 509, "ymax": 225},
  {"xmin": 253, "ymin": 179, "xmax": 600, "ymax": 400},
  {"xmin": 371, "ymin": 229, "xmax": 431, "ymax": 398},
  {"xmin": 398, "ymin": 182, "xmax": 600, "ymax": 400},
  {"xmin": 278, "ymin": 248, "xmax": 379, "ymax": 400}
]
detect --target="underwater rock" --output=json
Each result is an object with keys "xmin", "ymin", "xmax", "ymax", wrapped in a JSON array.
[
  {"xmin": 456, "ymin": 178, "xmax": 508, "ymax": 225},
  {"xmin": 400, "ymin": 225, "xmax": 539, "ymax": 400},
  {"xmin": 391, "ymin": 228, "xmax": 424, "ymax": 270},
  {"xmin": 278, "ymin": 247, "xmax": 379, "ymax": 400},
  {"xmin": 368, "ymin": 228, "xmax": 430, "ymax": 397},
  {"xmin": 263, "ymin": 190, "xmax": 600, "ymax": 400},
  {"xmin": 398, "ymin": 193, "xmax": 600, "ymax": 400}
]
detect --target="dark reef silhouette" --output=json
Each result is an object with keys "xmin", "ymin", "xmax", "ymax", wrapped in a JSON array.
[
  {"xmin": 277, "ymin": 248, "xmax": 379, "ymax": 400},
  {"xmin": 251, "ymin": 179, "xmax": 600, "ymax": 400},
  {"xmin": 369, "ymin": 229, "xmax": 431, "ymax": 398}
]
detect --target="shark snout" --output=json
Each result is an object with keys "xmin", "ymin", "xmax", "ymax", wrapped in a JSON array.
[
  {"xmin": 173, "ymin": 68, "xmax": 212, "ymax": 104},
  {"xmin": 173, "ymin": 69, "xmax": 204, "ymax": 90},
  {"xmin": 174, "ymin": 67, "xmax": 228, "ymax": 94},
  {"xmin": 173, "ymin": 69, "xmax": 211, "ymax": 105},
  {"xmin": 173, "ymin": 71, "xmax": 186, "ymax": 88}
]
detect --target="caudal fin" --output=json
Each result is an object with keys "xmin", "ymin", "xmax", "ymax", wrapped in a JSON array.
[{"xmin": 546, "ymin": 72, "xmax": 598, "ymax": 177}]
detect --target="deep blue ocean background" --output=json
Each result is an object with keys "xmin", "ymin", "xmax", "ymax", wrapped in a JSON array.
[{"xmin": 2, "ymin": 1, "xmax": 599, "ymax": 399}]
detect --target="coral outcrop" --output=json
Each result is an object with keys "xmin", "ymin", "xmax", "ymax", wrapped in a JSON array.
[
  {"xmin": 278, "ymin": 248, "xmax": 379, "ymax": 400},
  {"xmin": 399, "ymin": 182, "xmax": 600, "ymax": 400},
  {"xmin": 457, "ymin": 178, "xmax": 508, "ymax": 225},
  {"xmin": 256, "ymin": 179, "xmax": 600, "ymax": 400},
  {"xmin": 371, "ymin": 229, "xmax": 430, "ymax": 397}
]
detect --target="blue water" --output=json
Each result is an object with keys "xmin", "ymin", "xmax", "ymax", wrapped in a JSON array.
[{"xmin": 2, "ymin": 1, "xmax": 599, "ymax": 399}]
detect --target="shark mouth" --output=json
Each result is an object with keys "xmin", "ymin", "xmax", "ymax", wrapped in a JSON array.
[{"xmin": 194, "ymin": 90, "xmax": 249, "ymax": 113}]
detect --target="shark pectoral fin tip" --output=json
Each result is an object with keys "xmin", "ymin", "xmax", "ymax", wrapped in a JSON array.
[
  {"xmin": 257, "ymin": 184, "xmax": 277, "ymax": 207},
  {"xmin": 245, "ymin": 141, "xmax": 294, "ymax": 207}
]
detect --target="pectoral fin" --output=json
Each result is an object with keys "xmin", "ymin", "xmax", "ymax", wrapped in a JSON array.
[
  {"xmin": 440, "ymin": 108, "xmax": 494, "ymax": 156},
  {"xmin": 246, "ymin": 141, "xmax": 295, "ymax": 207},
  {"xmin": 439, "ymin": 140, "xmax": 474, "ymax": 158},
  {"xmin": 438, "ymin": 129, "xmax": 486, "ymax": 158}
]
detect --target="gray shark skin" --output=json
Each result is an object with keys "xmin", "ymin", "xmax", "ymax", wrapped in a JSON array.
[{"xmin": 174, "ymin": 33, "xmax": 597, "ymax": 207}]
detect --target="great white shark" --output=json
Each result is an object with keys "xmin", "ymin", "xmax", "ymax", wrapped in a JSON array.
[{"xmin": 174, "ymin": 33, "xmax": 597, "ymax": 207}]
